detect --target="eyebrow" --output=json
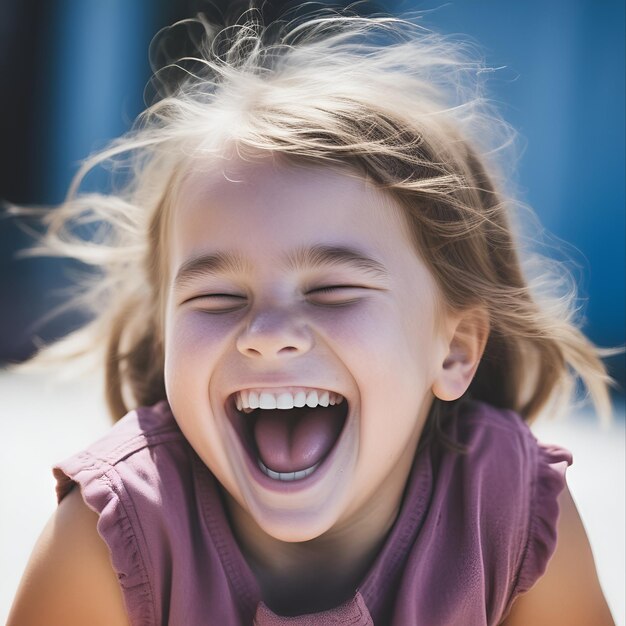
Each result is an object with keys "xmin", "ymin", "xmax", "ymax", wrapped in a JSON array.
[
  {"xmin": 173, "ymin": 244, "xmax": 389, "ymax": 289},
  {"xmin": 173, "ymin": 251, "xmax": 252, "ymax": 290},
  {"xmin": 285, "ymin": 245, "xmax": 389, "ymax": 279}
]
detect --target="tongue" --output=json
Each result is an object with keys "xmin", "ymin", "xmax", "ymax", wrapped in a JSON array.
[{"xmin": 253, "ymin": 405, "xmax": 344, "ymax": 473}]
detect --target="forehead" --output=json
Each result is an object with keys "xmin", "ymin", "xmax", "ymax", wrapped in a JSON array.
[{"xmin": 168, "ymin": 156, "xmax": 417, "ymax": 274}]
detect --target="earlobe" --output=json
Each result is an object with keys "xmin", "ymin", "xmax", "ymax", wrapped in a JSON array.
[{"xmin": 432, "ymin": 308, "xmax": 489, "ymax": 402}]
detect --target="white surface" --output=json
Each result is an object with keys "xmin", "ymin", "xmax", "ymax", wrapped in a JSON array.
[{"xmin": 1, "ymin": 371, "xmax": 624, "ymax": 624}]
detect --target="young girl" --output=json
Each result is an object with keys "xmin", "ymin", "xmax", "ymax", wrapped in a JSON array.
[{"xmin": 8, "ymin": 12, "xmax": 616, "ymax": 626}]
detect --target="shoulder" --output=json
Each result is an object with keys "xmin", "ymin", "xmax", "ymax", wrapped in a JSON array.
[
  {"xmin": 501, "ymin": 485, "xmax": 615, "ymax": 625},
  {"xmin": 446, "ymin": 401, "xmax": 573, "ymax": 500},
  {"xmin": 8, "ymin": 488, "xmax": 129, "ymax": 625},
  {"xmin": 54, "ymin": 400, "xmax": 188, "ymax": 505},
  {"xmin": 49, "ymin": 401, "xmax": 196, "ymax": 624},
  {"xmin": 436, "ymin": 401, "xmax": 575, "ymax": 617},
  {"xmin": 451, "ymin": 400, "xmax": 573, "ymax": 476},
  {"xmin": 456, "ymin": 403, "xmax": 612, "ymax": 624}
]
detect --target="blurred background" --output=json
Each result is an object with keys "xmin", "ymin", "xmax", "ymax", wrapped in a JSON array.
[{"xmin": 1, "ymin": 0, "xmax": 624, "ymax": 623}]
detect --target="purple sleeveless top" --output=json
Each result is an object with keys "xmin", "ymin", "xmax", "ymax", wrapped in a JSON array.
[{"xmin": 53, "ymin": 400, "xmax": 571, "ymax": 625}]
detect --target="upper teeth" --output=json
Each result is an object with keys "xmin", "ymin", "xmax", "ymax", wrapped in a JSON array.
[{"xmin": 235, "ymin": 388, "xmax": 344, "ymax": 413}]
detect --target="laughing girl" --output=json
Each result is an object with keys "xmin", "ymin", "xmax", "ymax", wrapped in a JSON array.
[{"xmin": 8, "ymin": 12, "xmax": 615, "ymax": 625}]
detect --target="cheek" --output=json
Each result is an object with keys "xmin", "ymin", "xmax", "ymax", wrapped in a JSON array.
[
  {"xmin": 163, "ymin": 312, "xmax": 236, "ymax": 461},
  {"xmin": 350, "ymin": 297, "xmax": 437, "ymax": 414},
  {"xmin": 164, "ymin": 311, "xmax": 237, "ymax": 392},
  {"xmin": 318, "ymin": 299, "xmax": 434, "ymax": 380}
]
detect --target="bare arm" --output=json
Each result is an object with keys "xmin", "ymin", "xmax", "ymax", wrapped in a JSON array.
[
  {"xmin": 7, "ymin": 487, "xmax": 130, "ymax": 626},
  {"xmin": 502, "ymin": 486, "xmax": 614, "ymax": 626}
]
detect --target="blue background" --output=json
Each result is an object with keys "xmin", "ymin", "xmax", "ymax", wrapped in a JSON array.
[{"xmin": 0, "ymin": 0, "xmax": 623, "ymax": 395}]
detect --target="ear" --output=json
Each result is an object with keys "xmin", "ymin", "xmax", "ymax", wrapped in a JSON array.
[{"xmin": 432, "ymin": 308, "xmax": 489, "ymax": 402}]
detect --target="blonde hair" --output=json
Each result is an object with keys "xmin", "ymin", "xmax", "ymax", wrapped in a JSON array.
[{"xmin": 10, "ymin": 11, "xmax": 615, "ymax": 427}]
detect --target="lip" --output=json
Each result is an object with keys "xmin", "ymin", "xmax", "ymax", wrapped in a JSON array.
[{"xmin": 223, "ymin": 391, "xmax": 354, "ymax": 494}]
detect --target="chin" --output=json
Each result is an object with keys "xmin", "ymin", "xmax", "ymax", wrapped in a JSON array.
[{"xmin": 249, "ymin": 503, "xmax": 343, "ymax": 544}]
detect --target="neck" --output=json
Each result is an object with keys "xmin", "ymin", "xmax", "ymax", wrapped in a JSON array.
[{"xmin": 224, "ymin": 462, "xmax": 412, "ymax": 616}]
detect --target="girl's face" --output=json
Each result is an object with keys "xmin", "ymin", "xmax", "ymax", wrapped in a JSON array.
[{"xmin": 164, "ymin": 157, "xmax": 452, "ymax": 542}]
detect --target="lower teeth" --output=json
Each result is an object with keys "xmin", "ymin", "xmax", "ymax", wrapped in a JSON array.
[{"xmin": 257, "ymin": 458, "xmax": 320, "ymax": 481}]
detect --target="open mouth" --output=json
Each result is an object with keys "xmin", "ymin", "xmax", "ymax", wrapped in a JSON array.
[{"xmin": 226, "ymin": 387, "xmax": 349, "ymax": 482}]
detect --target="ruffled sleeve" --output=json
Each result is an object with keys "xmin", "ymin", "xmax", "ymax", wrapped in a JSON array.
[
  {"xmin": 54, "ymin": 451, "xmax": 156, "ymax": 626},
  {"xmin": 513, "ymin": 442, "xmax": 573, "ymax": 596},
  {"xmin": 52, "ymin": 405, "xmax": 177, "ymax": 626}
]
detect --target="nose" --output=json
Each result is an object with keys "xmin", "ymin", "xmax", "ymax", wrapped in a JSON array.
[{"xmin": 236, "ymin": 306, "xmax": 313, "ymax": 359}]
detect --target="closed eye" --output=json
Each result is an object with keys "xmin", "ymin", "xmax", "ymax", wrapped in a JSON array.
[
  {"xmin": 310, "ymin": 285, "xmax": 362, "ymax": 293},
  {"xmin": 186, "ymin": 293, "xmax": 247, "ymax": 313},
  {"xmin": 306, "ymin": 285, "xmax": 368, "ymax": 306}
]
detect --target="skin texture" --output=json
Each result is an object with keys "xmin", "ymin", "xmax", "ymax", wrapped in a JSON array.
[
  {"xmin": 8, "ymin": 160, "xmax": 614, "ymax": 623},
  {"xmin": 8, "ymin": 488, "xmax": 129, "ymax": 626},
  {"xmin": 163, "ymin": 158, "xmax": 486, "ymax": 612},
  {"xmin": 502, "ymin": 486, "xmax": 615, "ymax": 626}
]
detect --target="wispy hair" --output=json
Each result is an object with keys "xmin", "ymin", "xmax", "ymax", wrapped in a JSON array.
[{"xmin": 9, "ymin": 9, "xmax": 616, "ymax": 433}]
